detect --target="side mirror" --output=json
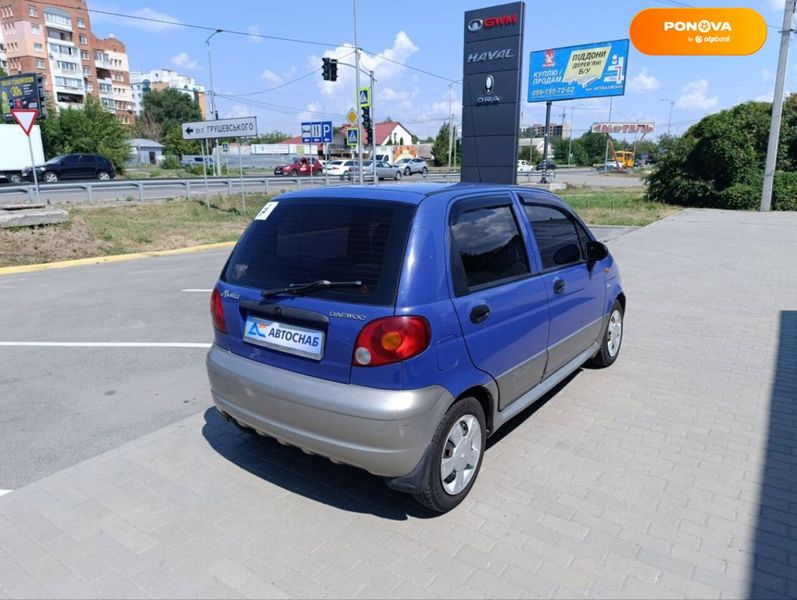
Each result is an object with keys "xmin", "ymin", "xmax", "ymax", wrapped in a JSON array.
[{"xmin": 586, "ymin": 240, "xmax": 609, "ymax": 262}]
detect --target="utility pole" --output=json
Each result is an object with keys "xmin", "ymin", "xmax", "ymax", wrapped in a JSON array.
[
  {"xmin": 540, "ymin": 100, "xmax": 552, "ymax": 183},
  {"xmin": 602, "ymin": 97, "xmax": 613, "ymax": 171},
  {"xmin": 447, "ymin": 82, "xmax": 454, "ymax": 169},
  {"xmin": 761, "ymin": 0, "xmax": 796, "ymax": 212},
  {"xmin": 568, "ymin": 105, "xmax": 575, "ymax": 166},
  {"xmin": 353, "ymin": 0, "xmax": 364, "ymax": 184},
  {"xmin": 659, "ymin": 98, "xmax": 675, "ymax": 136},
  {"xmin": 370, "ymin": 69, "xmax": 377, "ymax": 185},
  {"xmin": 205, "ymin": 29, "xmax": 222, "ymax": 176}
]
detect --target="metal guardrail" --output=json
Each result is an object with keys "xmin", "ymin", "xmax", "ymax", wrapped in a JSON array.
[{"xmin": 0, "ymin": 172, "xmax": 464, "ymax": 203}]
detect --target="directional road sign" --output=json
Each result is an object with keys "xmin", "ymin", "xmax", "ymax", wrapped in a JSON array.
[
  {"xmin": 301, "ymin": 120, "xmax": 333, "ymax": 143},
  {"xmin": 358, "ymin": 87, "xmax": 371, "ymax": 108},
  {"xmin": 10, "ymin": 108, "xmax": 38, "ymax": 136},
  {"xmin": 346, "ymin": 108, "xmax": 358, "ymax": 125},
  {"xmin": 182, "ymin": 116, "xmax": 257, "ymax": 140},
  {"xmin": 346, "ymin": 128, "xmax": 359, "ymax": 147}
]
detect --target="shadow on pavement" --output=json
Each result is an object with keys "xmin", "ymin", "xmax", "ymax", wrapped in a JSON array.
[
  {"xmin": 201, "ymin": 407, "xmax": 435, "ymax": 521},
  {"xmin": 749, "ymin": 311, "xmax": 797, "ymax": 598}
]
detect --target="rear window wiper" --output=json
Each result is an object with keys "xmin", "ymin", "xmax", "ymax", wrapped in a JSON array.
[{"xmin": 261, "ymin": 280, "xmax": 363, "ymax": 298}]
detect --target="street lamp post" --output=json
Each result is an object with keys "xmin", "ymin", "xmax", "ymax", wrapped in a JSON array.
[
  {"xmin": 205, "ymin": 29, "xmax": 222, "ymax": 176},
  {"xmin": 659, "ymin": 98, "xmax": 675, "ymax": 136}
]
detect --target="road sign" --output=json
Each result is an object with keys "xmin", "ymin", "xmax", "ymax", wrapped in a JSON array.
[
  {"xmin": 346, "ymin": 128, "xmax": 359, "ymax": 147},
  {"xmin": 528, "ymin": 39, "xmax": 629, "ymax": 103},
  {"xmin": 10, "ymin": 108, "xmax": 38, "ymax": 136},
  {"xmin": 358, "ymin": 87, "xmax": 371, "ymax": 108},
  {"xmin": 1, "ymin": 73, "xmax": 43, "ymax": 121},
  {"xmin": 346, "ymin": 108, "xmax": 358, "ymax": 125},
  {"xmin": 221, "ymin": 142, "xmax": 229, "ymax": 153},
  {"xmin": 182, "ymin": 116, "xmax": 257, "ymax": 140},
  {"xmin": 301, "ymin": 120, "xmax": 333, "ymax": 143}
]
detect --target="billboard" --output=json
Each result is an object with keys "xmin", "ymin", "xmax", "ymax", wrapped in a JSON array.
[
  {"xmin": 461, "ymin": 1, "xmax": 525, "ymax": 185},
  {"xmin": 1, "ymin": 73, "xmax": 42, "ymax": 121},
  {"xmin": 592, "ymin": 122, "xmax": 655, "ymax": 134},
  {"xmin": 528, "ymin": 39, "xmax": 629, "ymax": 103}
]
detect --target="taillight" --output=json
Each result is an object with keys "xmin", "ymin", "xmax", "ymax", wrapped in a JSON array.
[
  {"xmin": 211, "ymin": 287, "xmax": 227, "ymax": 333},
  {"xmin": 353, "ymin": 316, "xmax": 431, "ymax": 367}
]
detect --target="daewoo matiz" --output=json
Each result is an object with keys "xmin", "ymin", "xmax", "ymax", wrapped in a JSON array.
[{"xmin": 206, "ymin": 183, "xmax": 625, "ymax": 512}]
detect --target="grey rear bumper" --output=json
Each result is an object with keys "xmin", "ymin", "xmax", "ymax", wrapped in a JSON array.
[{"xmin": 206, "ymin": 345, "xmax": 453, "ymax": 478}]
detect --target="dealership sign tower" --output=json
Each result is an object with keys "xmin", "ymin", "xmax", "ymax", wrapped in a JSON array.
[{"xmin": 461, "ymin": 2, "xmax": 525, "ymax": 185}]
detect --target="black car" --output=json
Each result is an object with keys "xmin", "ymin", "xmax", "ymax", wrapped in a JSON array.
[
  {"xmin": 536, "ymin": 159, "xmax": 557, "ymax": 171},
  {"xmin": 23, "ymin": 154, "xmax": 116, "ymax": 183}
]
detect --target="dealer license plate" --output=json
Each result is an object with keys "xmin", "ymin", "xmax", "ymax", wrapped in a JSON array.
[{"xmin": 243, "ymin": 316, "xmax": 324, "ymax": 360}]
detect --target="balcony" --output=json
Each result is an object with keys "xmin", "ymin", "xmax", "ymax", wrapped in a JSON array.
[{"xmin": 44, "ymin": 13, "xmax": 72, "ymax": 32}]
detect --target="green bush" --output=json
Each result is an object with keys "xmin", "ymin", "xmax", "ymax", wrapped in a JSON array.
[
  {"xmin": 773, "ymin": 171, "xmax": 797, "ymax": 211},
  {"xmin": 161, "ymin": 155, "xmax": 180, "ymax": 170}
]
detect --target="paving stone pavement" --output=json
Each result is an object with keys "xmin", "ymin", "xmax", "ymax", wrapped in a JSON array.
[{"xmin": 1, "ymin": 208, "xmax": 795, "ymax": 599}]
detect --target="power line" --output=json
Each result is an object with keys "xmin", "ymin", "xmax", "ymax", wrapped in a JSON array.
[{"xmin": 359, "ymin": 48, "xmax": 460, "ymax": 84}]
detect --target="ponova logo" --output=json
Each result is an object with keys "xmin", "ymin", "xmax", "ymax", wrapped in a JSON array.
[
  {"xmin": 663, "ymin": 20, "xmax": 732, "ymax": 32},
  {"xmin": 630, "ymin": 7, "xmax": 766, "ymax": 56}
]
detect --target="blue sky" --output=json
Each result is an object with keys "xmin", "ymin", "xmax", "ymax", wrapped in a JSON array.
[{"xmin": 89, "ymin": 0, "xmax": 796, "ymax": 139}]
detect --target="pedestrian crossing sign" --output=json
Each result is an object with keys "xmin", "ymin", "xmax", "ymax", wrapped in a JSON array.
[
  {"xmin": 347, "ymin": 128, "xmax": 359, "ymax": 147},
  {"xmin": 358, "ymin": 87, "xmax": 371, "ymax": 107}
]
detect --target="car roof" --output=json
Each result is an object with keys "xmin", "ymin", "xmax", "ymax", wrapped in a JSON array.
[{"xmin": 274, "ymin": 182, "xmax": 570, "ymax": 208}]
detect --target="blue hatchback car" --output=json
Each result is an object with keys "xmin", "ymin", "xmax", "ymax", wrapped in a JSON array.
[{"xmin": 206, "ymin": 183, "xmax": 625, "ymax": 512}]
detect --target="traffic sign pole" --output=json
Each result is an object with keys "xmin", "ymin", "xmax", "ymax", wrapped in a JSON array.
[
  {"xmin": 370, "ymin": 71, "xmax": 377, "ymax": 186},
  {"xmin": 27, "ymin": 135, "xmax": 40, "ymax": 203},
  {"xmin": 238, "ymin": 138, "xmax": 246, "ymax": 213},
  {"xmin": 201, "ymin": 139, "xmax": 210, "ymax": 209},
  {"xmin": 353, "ymin": 0, "xmax": 363, "ymax": 184}
]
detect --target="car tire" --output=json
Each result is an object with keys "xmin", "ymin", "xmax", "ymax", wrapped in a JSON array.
[
  {"xmin": 589, "ymin": 300, "xmax": 624, "ymax": 368},
  {"xmin": 8, "ymin": 173, "xmax": 22, "ymax": 184},
  {"xmin": 413, "ymin": 397, "xmax": 486, "ymax": 513},
  {"xmin": 421, "ymin": 167, "xmax": 428, "ymax": 177},
  {"xmin": 43, "ymin": 172, "xmax": 58, "ymax": 184},
  {"xmin": 290, "ymin": 169, "xmax": 298, "ymax": 177},
  {"xmin": 394, "ymin": 171, "xmax": 402, "ymax": 181},
  {"xmin": 404, "ymin": 167, "xmax": 411, "ymax": 176},
  {"xmin": 97, "ymin": 171, "xmax": 111, "ymax": 181}
]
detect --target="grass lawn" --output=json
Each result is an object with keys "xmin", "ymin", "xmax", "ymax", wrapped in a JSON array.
[
  {"xmin": 0, "ymin": 188, "xmax": 682, "ymax": 267},
  {"xmin": 0, "ymin": 195, "xmax": 272, "ymax": 267},
  {"xmin": 559, "ymin": 188, "xmax": 682, "ymax": 227}
]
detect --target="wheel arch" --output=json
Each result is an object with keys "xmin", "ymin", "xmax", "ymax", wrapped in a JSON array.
[{"xmin": 452, "ymin": 384, "xmax": 495, "ymax": 435}]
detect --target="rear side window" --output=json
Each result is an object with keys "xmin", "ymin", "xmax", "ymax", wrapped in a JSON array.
[
  {"xmin": 222, "ymin": 199, "xmax": 415, "ymax": 305},
  {"xmin": 523, "ymin": 204, "xmax": 584, "ymax": 270},
  {"xmin": 449, "ymin": 203, "xmax": 530, "ymax": 295}
]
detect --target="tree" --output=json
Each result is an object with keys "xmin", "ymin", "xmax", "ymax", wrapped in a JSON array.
[
  {"xmin": 139, "ymin": 88, "xmax": 202, "ymax": 155},
  {"xmin": 40, "ymin": 96, "xmax": 129, "ymax": 172},
  {"xmin": 252, "ymin": 131, "xmax": 291, "ymax": 144},
  {"xmin": 0, "ymin": 66, "xmax": 6, "ymax": 78},
  {"xmin": 431, "ymin": 122, "xmax": 454, "ymax": 167},
  {"xmin": 135, "ymin": 113, "xmax": 163, "ymax": 142},
  {"xmin": 646, "ymin": 98, "xmax": 797, "ymax": 210}
]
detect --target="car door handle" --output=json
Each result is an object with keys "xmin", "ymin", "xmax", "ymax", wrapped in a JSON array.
[
  {"xmin": 470, "ymin": 304, "xmax": 490, "ymax": 324},
  {"xmin": 553, "ymin": 279, "xmax": 566, "ymax": 294}
]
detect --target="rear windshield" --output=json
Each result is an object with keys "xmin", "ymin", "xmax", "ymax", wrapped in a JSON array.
[{"xmin": 222, "ymin": 198, "xmax": 415, "ymax": 305}]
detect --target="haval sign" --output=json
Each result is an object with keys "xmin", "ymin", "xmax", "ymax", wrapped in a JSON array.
[
  {"xmin": 461, "ymin": 2, "xmax": 525, "ymax": 186},
  {"xmin": 467, "ymin": 13, "xmax": 518, "ymax": 32}
]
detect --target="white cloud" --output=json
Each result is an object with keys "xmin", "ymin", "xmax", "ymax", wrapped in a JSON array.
[
  {"xmin": 224, "ymin": 104, "xmax": 253, "ymax": 120},
  {"xmin": 260, "ymin": 67, "xmax": 296, "ymax": 87},
  {"xmin": 628, "ymin": 68, "xmax": 661, "ymax": 93},
  {"xmin": 676, "ymin": 80, "xmax": 719, "ymax": 110},
  {"xmin": 248, "ymin": 26, "xmax": 262, "ymax": 43},
  {"xmin": 171, "ymin": 52, "xmax": 201, "ymax": 71},
  {"xmin": 770, "ymin": 0, "xmax": 785, "ymax": 10},
  {"xmin": 128, "ymin": 7, "xmax": 180, "ymax": 31}
]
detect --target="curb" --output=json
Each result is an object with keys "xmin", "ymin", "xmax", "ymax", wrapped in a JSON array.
[{"xmin": 0, "ymin": 241, "xmax": 236, "ymax": 276}]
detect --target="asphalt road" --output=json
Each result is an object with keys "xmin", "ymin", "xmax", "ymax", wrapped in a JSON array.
[{"xmin": 0, "ymin": 225, "xmax": 630, "ymax": 491}]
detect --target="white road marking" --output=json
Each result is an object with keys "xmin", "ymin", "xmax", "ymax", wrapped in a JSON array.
[
  {"xmin": 181, "ymin": 289, "xmax": 213, "ymax": 293},
  {"xmin": 0, "ymin": 342, "xmax": 211, "ymax": 348},
  {"xmin": 0, "ymin": 490, "xmax": 12, "ymax": 497}
]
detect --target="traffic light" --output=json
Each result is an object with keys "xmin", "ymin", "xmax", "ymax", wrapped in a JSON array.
[
  {"xmin": 321, "ymin": 58, "xmax": 338, "ymax": 82},
  {"xmin": 361, "ymin": 106, "xmax": 373, "ymax": 145}
]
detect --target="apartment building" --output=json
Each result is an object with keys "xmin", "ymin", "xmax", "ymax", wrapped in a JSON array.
[
  {"xmin": 0, "ymin": 0, "xmax": 134, "ymax": 123},
  {"xmin": 130, "ymin": 68, "xmax": 206, "ymax": 118}
]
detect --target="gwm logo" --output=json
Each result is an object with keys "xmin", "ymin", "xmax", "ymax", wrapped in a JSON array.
[
  {"xmin": 467, "ymin": 13, "xmax": 517, "ymax": 32},
  {"xmin": 663, "ymin": 20, "xmax": 732, "ymax": 32}
]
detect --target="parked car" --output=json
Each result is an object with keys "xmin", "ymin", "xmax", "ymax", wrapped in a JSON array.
[
  {"xmin": 536, "ymin": 159, "xmax": 557, "ymax": 171},
  {"xmin": 517, "ymin": 160, "xmax": 533, "ymax": 174},
  {"xmin": 345, "ymin": 160, "xmax": 402, "ymax": 181},
  {"xmin": 23, "ymin": 154, "xmax": 116, "ymax": 183},
  {"xmin": 598, "ymin": 161, "xmax": 622, "ymax": 172},
  {"xmin": 206, "ymin": 183, "xmax": 625, "ymax": 512},
  {"xmin": 395, "ymin": 157, "xmax": 429, "ymax": 176},
  {"xmin": 324, "ymin": 160, "xmax": 355, "ymax": 177},
  {"xmin": 274, "ymin": 157, "xmax": 323, "ymax": 177},
  {"xmin": 180, "ymin": 155, "xmax": 213, "ymax": 169}
]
